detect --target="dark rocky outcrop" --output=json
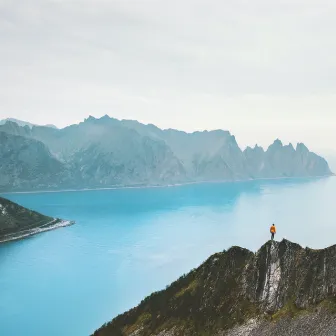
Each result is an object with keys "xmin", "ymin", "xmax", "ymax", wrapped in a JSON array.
[
  {"xmin": 0, "ymin": 197, "xmax": 73, "ymax": 242},
  {"xmin": 92, "ymin": 240, "xmax": 336, "ymax": 336}
]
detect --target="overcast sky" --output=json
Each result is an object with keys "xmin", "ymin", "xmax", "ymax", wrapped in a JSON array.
[{"xmin": 1, "ymin": 0, "xmax": 336, "ymax": 152}]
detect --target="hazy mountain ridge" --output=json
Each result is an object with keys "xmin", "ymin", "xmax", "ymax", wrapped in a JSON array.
[
  {"xmin": 319, "ymin": 151, "xmax": 336, "ymax": 174},
  {"xmin": 0, "ymin": 118, "xmax": 57, "ymax": 129},
  {"xmin": 0, "ymin": 131, "xmax": 72, "ymax": 191},
  {"xmin": 0, "ymin": 116, "xmax": 332, "ymax": 191},
  {"xmin": 92, "ymin": 239, "xmax": 336, "ymax": 336}
]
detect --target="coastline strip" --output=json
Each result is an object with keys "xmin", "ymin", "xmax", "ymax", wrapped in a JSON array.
[
  {"xmin": 0, "ymin": 219, "xmax": 75, "ymax": 243},
  {"xmin": 1, "ymin": 174, "xmax": 334, "ymax": 195}
]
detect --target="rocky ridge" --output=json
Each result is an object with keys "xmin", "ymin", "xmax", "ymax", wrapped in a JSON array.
[{"xmin": 92, "ymin": 239, "xmax": 336, "ymax": 336}]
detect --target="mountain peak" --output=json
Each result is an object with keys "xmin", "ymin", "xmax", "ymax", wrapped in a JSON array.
[
  {"xmin": 296, "ymin": 142, "xmax": 309, "ymax": 152},
  {"xmin": 100, "ymin": 114, "xmax": 117, "ymax": 122},
  {"xmin": 244, "ymin": 144, "xmax": 264, "ymax": 154},
  {"xmin": 273, "ymin": 138, "xmax": 283, "ymax": 146},
  {"xmin": 84, "ymin": 115, "xmax": 97, "ymax": 122},
  {"xmin": 84, "ymin": 115, "xmax": 120, "ymax": 125},
  {"xmin": 266, "ymin": 138, "xmax": 284, "ymax": 152}
]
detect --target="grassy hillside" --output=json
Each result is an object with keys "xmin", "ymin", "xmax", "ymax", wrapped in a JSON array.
[{"xmin": 0, "ymin": 196, "xmax": 54, "ymax": 237}]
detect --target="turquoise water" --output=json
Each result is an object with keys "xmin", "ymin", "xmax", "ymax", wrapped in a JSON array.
[{"xmin": 0, "ymin": 177, "xmax": 335, "ymax": 336}]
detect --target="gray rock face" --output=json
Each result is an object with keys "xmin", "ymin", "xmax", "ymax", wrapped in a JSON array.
[
  {"xmin": 0, "ymin": 132, "xmax": 69, "ymax": 191},
  {"xmin": 247, "ymin": 240, "xmax": 336, "ymax": 312},
  {"xmin": 221, "ymin": 310, "xmax": 336, "ymax": 336},
  {"xmin": 92, "ymin": 240, "xmax": 336, "ymax": 336},
  {"xmin": 0, "ymin": 116, "xmax": 332, "ymax": 191}
]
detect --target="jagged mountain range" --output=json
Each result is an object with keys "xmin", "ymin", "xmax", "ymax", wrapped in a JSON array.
[
  {"xmin": 0, "ymin": 116, "xmax": 332, "ymax": 192},
  {"xmin": 92, "ymin": 239, "xmax": 336, "ymax": 336}
]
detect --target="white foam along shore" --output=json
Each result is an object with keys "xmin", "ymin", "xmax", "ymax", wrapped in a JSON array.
[{"xmin": 0, "ymin": 219, "xmax": 75, "ymax": 243}]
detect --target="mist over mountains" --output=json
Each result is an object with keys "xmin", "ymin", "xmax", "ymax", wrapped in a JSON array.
[
  {"xmin": 0, "ymin": 118, "xmax": 57, "ymax": 129},
  {"xmin": 0, "ymin": 116, "xmax": 332, "ymax": 192}
]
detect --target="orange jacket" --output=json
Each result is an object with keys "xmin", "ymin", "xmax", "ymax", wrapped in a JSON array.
[{"xmin": 270, "ymin": 225, "xmax": 276, "ymax": 233}]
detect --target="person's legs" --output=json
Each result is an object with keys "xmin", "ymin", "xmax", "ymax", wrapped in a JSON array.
[{"xmin": 271, "ymin": 232, "xmax": 274, "ymax": 240}]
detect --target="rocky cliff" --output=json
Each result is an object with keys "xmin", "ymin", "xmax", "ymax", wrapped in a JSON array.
[
  {"xmin": 93, "ymin": 240, "xmax": 336, "ymax": 336},
  {"xmin": 0, "ymin": 116, "xmax": 332, "ymax": 191},
  {"xmin": 0, "ymin": 131, "xmax": 71, "ymax": 191}
]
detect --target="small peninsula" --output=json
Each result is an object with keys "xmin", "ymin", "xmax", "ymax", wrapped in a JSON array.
[{"xmin": 0, "ymin": 196, "xmax": 74, "ymax": 243}]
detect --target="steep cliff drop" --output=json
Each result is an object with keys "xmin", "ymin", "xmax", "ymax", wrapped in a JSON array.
[{"xmin": 93, "ymin": 239, "xmax": 336, "ymax": 336}]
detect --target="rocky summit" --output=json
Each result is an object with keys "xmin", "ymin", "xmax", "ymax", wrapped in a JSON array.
[
  {"xmin": 0, "ymin": 116, "xmax": 333, "ymax": 192},
  {"xmin": 93, "ymin": 239, "xmax": 336, "ymax": 336}
]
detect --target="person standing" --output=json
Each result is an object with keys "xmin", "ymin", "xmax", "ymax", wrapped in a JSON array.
[{"xmin": 270, "ymin": 224, "xmax": 276, "ymax": 240}]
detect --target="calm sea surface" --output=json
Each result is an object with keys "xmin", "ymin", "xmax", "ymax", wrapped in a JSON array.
[{"xmin": 0, "ymin": 177, "xmax": 335, "ymax": 336}]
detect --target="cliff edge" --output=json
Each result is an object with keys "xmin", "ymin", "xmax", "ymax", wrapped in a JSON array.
[{"xmin": 93, "ymin": 239, "xmax": 336, "ymax": 336}]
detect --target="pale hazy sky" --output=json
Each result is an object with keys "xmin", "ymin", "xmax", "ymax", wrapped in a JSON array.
[{"xmin": 1, "ymin": 0, "xmax": 336, "ymax": 152}]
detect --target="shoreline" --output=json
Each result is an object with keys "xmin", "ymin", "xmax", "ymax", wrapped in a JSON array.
[
  {"xmin": 1, "ymin": 174, "xmax": 334, "ymax": 195},
  {"xmin": 0, "ymin": 219, "xmax": 75, "ymax": 244}
]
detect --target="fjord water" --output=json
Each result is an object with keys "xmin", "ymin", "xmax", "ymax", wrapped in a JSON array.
[{"xmin": 0, "ymin": 177, "xmax": 335, "ymax": 336}]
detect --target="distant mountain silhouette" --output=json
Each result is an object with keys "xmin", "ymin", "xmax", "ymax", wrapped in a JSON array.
[
  {"xmin": 0, "ymin": 116, "xmax": 332, "ymax": 192},
  {"xmin": 0, "ymin": 118, "xmax": 57, "ymax": 129}
]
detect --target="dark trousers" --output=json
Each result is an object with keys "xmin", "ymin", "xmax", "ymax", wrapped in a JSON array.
[{"xmin": 271, "ymin": 232, "xmax": 275, "ymax": 240}]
